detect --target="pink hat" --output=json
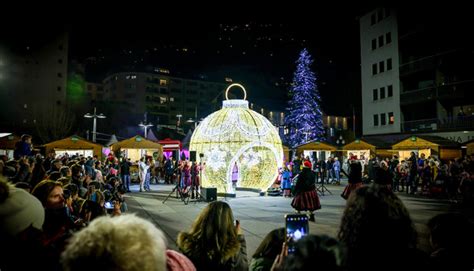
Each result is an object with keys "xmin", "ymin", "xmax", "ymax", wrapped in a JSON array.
[{"xmin": 166, "ymin": 250, "xmax": 196, "ymax": 271}]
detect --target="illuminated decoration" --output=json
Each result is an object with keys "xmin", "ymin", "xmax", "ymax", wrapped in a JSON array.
[
  {"xmin": 190, "ymin": 83, "xmax": 284, "ymax": 193},
  {"xmin": 284, "ymin": 48, "xmax": 325, "ymax": 147}
]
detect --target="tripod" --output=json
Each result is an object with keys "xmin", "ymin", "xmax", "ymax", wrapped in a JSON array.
[
  {"xmin": 316, "ymin": 172, "xmax": 332, "ymax": 196},
  {"xmin": 162, "ymin": 182, "xmax": 190, "ymax": 205}
]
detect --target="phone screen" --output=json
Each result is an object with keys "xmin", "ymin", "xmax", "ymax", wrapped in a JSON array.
[
  {"xmin": 285, "ymin": 214, "xmax": 309, "ymax": 254},
  {"xmin": 104, "ymin": 201, "xmax": 114, "ymax": 209}
]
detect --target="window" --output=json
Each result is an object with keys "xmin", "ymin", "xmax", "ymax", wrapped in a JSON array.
[
  {"xmin": 160, "ymin": 79, "xmax": 167, "ymax": 86},
  {"xmin": 377, "ymin": 9, "xmax": 383, "ymax": 22},
  {"xmin": 388, "ymin": 112, "xmax": 394, "ymax": 124},
  {"xmin": 58, "ymin": 59, "xmax": 63, "ymax": 64},
  {"xmin": 373, "ymin": 89, "xmax": 378, "ymax": 101},
  {"xmin": 380, "ymin": 87, "xmax": 385, "ymax": 99},
  {"xmin": 379, "ymin": 61, "xmax": 385, "ymax": 73},
  {"xmin": 381, "ymin": 113, "xmax": 386, "ymax": 125},
  {"xmin": 372, "ymin": 63, "xmax": 378, "ymax": 75},
  {"xmin": 371, "ymin": 13, "xmax": 376, "ymax": 25},
  {"xmin": 57, "ymin": 86, "xmax": 61, "ymax": 91},
  {"xmin": 57, "ymin": 72, "xmax": 62, "ymax": 78},
  {"xmin": 378, "ymin": 35, "xmax": 384, "ymax": 47},
  {"xmin": 169, "ymin": 97, "xmax": 175, "ymax": 102},
  {"xmin": 160, "ymin": 97, "xmax": 167, "ymax": 104},
  {"xmin": 387, "ymin": 58, "xmax": 392, "ymax": 70},
  {"xmin": 386, "ymin": 32, "xmax": 392, "ymax": 44},
  {"xmin": 131, "ymin": 75, "xmax": 137, "ymax": 79},
  {"xmin": 371, "ymin": 39, "xmax": 377, "ymax": 50},
  {"xmin": 373, "ymin": 114, "xmax": 379, "ymax": 126},
  {"xmin": 58, "ymin": 45, "xmax": 63, "ymax": 50},
  {"xmin": 56, "ymin": 100, "xmax": 61, "ymax": 105},
  {"xmin": 388, "ymin": 85, "xmax": 393, "ymax": 97}
]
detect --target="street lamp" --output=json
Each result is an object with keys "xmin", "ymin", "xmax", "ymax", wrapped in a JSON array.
[
  {"xmin": 139, "ymin": 122, "xmax": 153, "ymax": 138},
  {"xmin": 84, "ymin": 107, "xmax": 106, "ymax": 143},
  {"xmin": 176, "ymin": 114, "xmax": 183, "ymax": 130}
]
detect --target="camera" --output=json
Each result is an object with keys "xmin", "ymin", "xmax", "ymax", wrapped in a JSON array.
[{"xmin": 104, "ymin": 201, "xmax": 114, "ymax": 209}]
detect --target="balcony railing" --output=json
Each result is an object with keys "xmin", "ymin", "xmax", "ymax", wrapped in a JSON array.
[{"xmin": 401, "ymin": 116, "xmax": 474, "ymax": 132}]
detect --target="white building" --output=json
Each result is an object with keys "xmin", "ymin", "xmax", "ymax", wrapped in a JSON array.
[{"xmin": 360, "ymin": 8, "xmax": 401, "ymax": 136}]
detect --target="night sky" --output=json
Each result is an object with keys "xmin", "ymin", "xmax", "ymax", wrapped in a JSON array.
[
  {"xmin": 2, "ymin": 9, "xmax": 373, "ymax": 117},
  {"xmin": 65, "ymin": 13, "xmax": 366, "ymax": 115}
]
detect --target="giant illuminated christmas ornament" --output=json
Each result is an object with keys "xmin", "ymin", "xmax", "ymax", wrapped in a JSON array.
[{"xmin": 190, "ymin": 84, "xmax": 284, "ymax": 194}]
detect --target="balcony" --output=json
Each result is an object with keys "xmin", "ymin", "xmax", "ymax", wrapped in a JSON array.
[
  {"xmin": 401, "ymin": 116, "xmax": 474, "ymax": 133},
  {"xmin": 400, "ymin": 86, "xmax": 436, "ymax": 105},
  {"xmin": 399, "ymin": 57, "xmax": 436, "ymax": 77}
]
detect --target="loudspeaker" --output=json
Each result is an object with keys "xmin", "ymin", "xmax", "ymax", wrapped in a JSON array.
[
  {"xmin": 190, "ymin": 151, "xmax": 196, "ymax": 162},
  {"xmin": 173, "ymin": 150, "xmax": 179, "ymax": 161},
  {"xmin": 201, "ymin": 187, "xmax": 217, "ymax": 202}
]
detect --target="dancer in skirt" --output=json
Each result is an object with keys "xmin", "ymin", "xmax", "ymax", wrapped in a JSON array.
[
  {"xmin": 341, "ymin": 156, "xmax": 363, "ymax": 200},
  {"xmin": 291, "ymin": 160, "xmax": 321, "ymax": 222}
]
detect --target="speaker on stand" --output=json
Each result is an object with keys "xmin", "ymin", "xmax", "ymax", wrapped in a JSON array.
[{"xmin": 190, "ymin": 151, "xmax": 196, "ymax": 162}]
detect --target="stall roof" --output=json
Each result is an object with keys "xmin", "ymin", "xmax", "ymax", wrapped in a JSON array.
[
  {"xmin": 392, "ymin": 135, "xmax": 460, "ymax": 149},
  {"xmin": 0, "ymin": 134, "xmax": 20, "ymax": 149},
  {"xmin": 112, "ymin": 135, "xmax": 163, "ymax": 151},
  {"xmin": 295, "ymin": 140, "xmax": 337, "ymax": 151},
  {"xmin": 43, "ymin": 135, "xmax": 102, "ymax": 149}
]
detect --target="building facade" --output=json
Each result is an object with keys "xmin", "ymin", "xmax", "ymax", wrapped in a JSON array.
[
  {"xmin": 0, "ymin": 32, "xmax": 69, "ymax": 129},
  {"xmin": 100, "ymin": 69, "xmax": 228, "ymax": 127},
  {"xmin": 360, "ymin": 8, "xmax": 474, "ymax": 138}
]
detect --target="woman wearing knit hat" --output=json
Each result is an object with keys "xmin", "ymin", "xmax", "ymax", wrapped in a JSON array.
[
  {"xmin": 0, "ymin": 177, "xmax": 47, "ymax": 270},
  {"xmin": 291, "ymin": 160, "xmax": 321, "ymax": 222}
]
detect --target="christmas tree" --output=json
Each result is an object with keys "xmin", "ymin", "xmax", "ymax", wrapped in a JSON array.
[{"xmin": 285, "ymin": 48, "xmax": 325, "ymax": 147}]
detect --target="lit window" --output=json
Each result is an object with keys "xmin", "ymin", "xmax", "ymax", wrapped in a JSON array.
[
  {"xmin": 126, "ymin": 75, "xmax": 131, "ymax": 79},
  {"xmin": 225, "ymin": 77, "xmax": 233, "ymax": 82},
  {"xmin": 160, "ymin": 79, "xmax": 167, "ymax": 86},
  {"xmin": 24, "ymin": 104, "xmax": 27, "ymax": 109},
  {"xmin": 170, "ymin": 97, "xmax": 175, "ymax": 102},
  {"xmin": 160, "ymin": 97, "xmax": 167, "ymax": 104},
  {"xmin": 131, "ymin": 75, "xmax": 137, "ymax": 79},
  {"xmin": 389, "ymin": 112, "xmax": 394, "ymax": 124}
]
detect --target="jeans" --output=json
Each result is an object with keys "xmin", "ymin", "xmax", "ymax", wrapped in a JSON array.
[
  {"xmin": 122, "ymin": 174, "xmax": 131, "ymax": 191},
  {"xmin": 145, "ymin": 173, "xmax": 151, "ymax": 190},
  {"xmin": 334, "ymin": 170, "xmax": 340, "ymax": 182}
]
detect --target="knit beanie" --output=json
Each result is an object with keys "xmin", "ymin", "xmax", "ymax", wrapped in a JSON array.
[{"xmin": 0, "ymin": 182, "xmax": 45, "ymax": 236}]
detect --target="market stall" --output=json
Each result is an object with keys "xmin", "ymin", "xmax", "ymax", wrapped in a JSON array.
[
  {"xmin": 44, "ymin": 135, "xmax": 103, "ymax": 159},
  {"xmin": 392, "ymin": 135, "xmax": 461, "ymax": 161},
  {"xmin": 0, "ymin": 133, "xmax": 19, "ymax": 159},
  {"xmin": 111, "ymin": 135, "xmax": 163, "ymax": 163},
  {"xmin": 295, "ymin": 140, "xmax": 337, "ymax": 162}
]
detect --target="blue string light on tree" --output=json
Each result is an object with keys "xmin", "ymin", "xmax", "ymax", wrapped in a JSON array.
[{"xmin": 284, "ymin": 48, "xmax": 325, "ymax": 147}]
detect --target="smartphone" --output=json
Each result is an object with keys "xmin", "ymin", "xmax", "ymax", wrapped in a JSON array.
[
  {"xmin": 285, "ymin": 213, "xmax": 309, "ymax": 254},
  {"xmin": 104, "ymin": 201, "xmax": 114, "ymax": 209}
]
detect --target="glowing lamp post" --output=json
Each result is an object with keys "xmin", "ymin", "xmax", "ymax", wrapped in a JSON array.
[
  {"xmin": 139, "ymin": 122, "xmax": 153, "ymax": 139},
  {"xmin": 190, "ymin": 83, "xmax": 284, "ymax": 194},
  {"xmin": 84, "ymin": 107, "xmax": 106, "ymax": 143}
]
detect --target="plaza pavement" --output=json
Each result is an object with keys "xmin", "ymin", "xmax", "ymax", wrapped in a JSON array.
[{"xmin": 124, "ymin": 181, "xmax": 471, "ymax": 259}]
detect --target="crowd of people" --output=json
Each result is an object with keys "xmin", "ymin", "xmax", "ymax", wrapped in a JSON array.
[
  {"xmin": 280, "ymin": 151, "xmax": 474, "ymax": 205},
  {"xmin": 1, "ymin": 134, "xmax": 473, "ymax": 270}
]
